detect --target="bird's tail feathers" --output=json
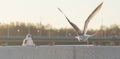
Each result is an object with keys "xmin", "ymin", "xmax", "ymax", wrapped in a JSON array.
[
  {"xmin": 87, "ymin": 31, "xmax": 98, "ymax": 37},
  {"xmin": 87, "ymin": 34, "xmax": 95, "ymax": 38}
]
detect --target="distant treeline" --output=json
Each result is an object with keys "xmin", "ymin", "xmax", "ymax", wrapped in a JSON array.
[{"xmin": 0, "ymin": 22, "xmax": 120, "ymax": 37}]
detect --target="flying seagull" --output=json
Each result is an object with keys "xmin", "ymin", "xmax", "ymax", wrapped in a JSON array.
[{"xmin": 58, "ymin": 2, "xmax": 103, "ymax": 42}]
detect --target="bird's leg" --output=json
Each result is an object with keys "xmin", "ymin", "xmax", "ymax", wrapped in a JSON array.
[{"xmin": 87, "ymin": 40, "xmax": 89, "ymax": 47}]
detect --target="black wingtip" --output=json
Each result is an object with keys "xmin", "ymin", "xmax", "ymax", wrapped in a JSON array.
[
  {"xmin": 58, "ymin": 8, "xmax": 63, "ymax": 13},
  {"xmin": 57, "ymin": 8, "xmax": 60, "ymax": 11},
  {"xmin": 99, "ymin": 2, "xmax": 103, "ymax": 7},
  {"xmin": 65, "ymin": 16, "xmax": 70, "ymax": 21},
  {"xmin": 57, "ymin": 8, "xmax": 71, "ymax": 23}
]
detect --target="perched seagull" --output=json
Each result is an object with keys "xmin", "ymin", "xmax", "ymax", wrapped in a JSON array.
[
  {"xmin": 22, "ymin": 34, "xmax": 35, "ymax": 46},
  {"xmin": 58, "ymin": 2, "xmax": 103, "ymax": 42}
]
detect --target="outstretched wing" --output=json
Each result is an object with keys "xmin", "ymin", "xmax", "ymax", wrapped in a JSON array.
[
  {"xmin": 58, "ymin": 8, "xmax": 81, "ymax": 34},
  {"xmin": 83, "ymin": 2, "xmax": 103, "ymax": 34}
]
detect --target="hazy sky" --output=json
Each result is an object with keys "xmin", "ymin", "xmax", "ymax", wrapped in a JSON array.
[{"xmin": 0, "ymin": 0, "xmax": 119, "ymax": 29}]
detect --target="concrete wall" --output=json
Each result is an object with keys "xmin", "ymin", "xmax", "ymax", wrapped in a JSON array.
[{"xmin": 0, "ymin": 45, "xmax": 120, "ymax": 59}]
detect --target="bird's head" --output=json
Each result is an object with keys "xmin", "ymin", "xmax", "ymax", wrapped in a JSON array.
[
  {"xmin": 26, "ymin": 34, "xmax": 32, "ymax": 38},
  {"xmin": 75, "ymin": 34, "xmax": 89, "ymax": 42}
]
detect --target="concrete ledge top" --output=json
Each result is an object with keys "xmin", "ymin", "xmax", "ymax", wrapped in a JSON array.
[{"xmin": 0, "ymin": 45, "xmax": 120, "ymax": 59}]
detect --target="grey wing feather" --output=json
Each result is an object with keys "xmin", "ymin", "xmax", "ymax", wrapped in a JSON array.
[
  {"xmin": 83, "ymin": 2, "xmax": 103, "ymax": 34},
  {"xmin": 65, "ymin": 16, "xmax": 81, "ymax": 34},
  {"xmin": 58, "ymin": 8, "xmax": 81, "ymax": 34}
]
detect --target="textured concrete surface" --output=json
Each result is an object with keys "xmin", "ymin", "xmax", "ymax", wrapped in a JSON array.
[{"xmin": 0, "ymin": 45, "xmax": 120, "ymax": 59}]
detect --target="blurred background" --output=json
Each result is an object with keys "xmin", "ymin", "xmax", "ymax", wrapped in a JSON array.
[
  {"xmin": 0, "ymin": 22, "xmax": 119, "ymax": 46},
  {"xmin": 0, "ymin": 0, "xmax": 119, "ymax": 46}
]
